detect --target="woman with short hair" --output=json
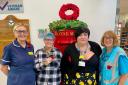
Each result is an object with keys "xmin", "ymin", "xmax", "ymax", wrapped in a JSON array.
[
  {"xmin": 0, "ymin": 23, "xmax": 35, "ymax": 85},
  {"xmin": 35, "ymin": 32, "xmax": 62, "ymax": 85},
  {"xmin": 61, "ymin": 27, "xmax": 102, "ymax": 85}
]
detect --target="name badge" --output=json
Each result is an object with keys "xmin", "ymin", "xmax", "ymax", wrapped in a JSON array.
[
  {"xmin": 78, "ymin": 61, "xmax": 85, "ymax": 67},
  {"xmin": 28, "ymin": 52, "xmax": 33, "ymax": 55}
]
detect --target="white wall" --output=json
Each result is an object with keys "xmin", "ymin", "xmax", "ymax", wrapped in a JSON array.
[{"xmin": 0, "ymin": 0, "xmax": 117, "ymax": 50}]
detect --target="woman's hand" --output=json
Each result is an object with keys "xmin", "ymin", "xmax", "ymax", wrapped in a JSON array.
[
  {"xmin": 0, "ymin": 65, "xmax": 9, "ymax": 76},
  {"xmin": 43, "ymin": 57, "xmax": 53, "ymax": 66},
  {"xmin": 119, "ymin": 74, "xmax": 128, "ymax": 85}
]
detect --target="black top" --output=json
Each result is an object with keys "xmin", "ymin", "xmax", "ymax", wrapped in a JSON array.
[{"xmin": 60, "ymin": 41, "xmax": 102, "ymax": 80}]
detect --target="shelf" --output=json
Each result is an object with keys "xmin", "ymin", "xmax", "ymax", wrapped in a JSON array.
[{"xmin": 120, "ymin": 27, "xmax": 128, "ymax": 55}]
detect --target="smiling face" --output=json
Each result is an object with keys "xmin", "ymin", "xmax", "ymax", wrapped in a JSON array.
[
  {"xmin": 77, "ymin": 32, "xmax": 89, "ymax": 45},
  {"xmin": 103, "ymin": 35, "xmax": 114, "ymax": 48},
  {"xmin": 101, "ymin": 30, "xmax": 118, "ymax": 49},
  {"xmin": 44, "ymin": 39, "xmax": 54, "ymax": 48},
  {"xmin": 13, "ymin": 25, "xmax": 28, "ymax": 42}
]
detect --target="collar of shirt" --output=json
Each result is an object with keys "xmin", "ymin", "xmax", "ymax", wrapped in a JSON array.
[{"xmin": 13, "ymin": 39, "xmax": 31, "ymax": 48}]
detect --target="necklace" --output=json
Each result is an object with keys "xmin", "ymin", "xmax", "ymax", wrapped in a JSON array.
[
  {"xmin": 44, "ymin": 47, "xmax": 54, "ymax": 57},
  {"xmin": 76, "ymin": 43, "xmax": 90, "ymax": 67},
  {"xmin": 75, "ymin": 43, "xmax": 90, "ymax": 59}
]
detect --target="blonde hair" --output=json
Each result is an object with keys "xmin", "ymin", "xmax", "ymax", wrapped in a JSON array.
[
  {"xmin": 13, "ymin": 23, "xmax": 28, "ymax": 32},
  {"xmin": 101, "ymin": 30, "xmax": 119, "ymax": 47}
]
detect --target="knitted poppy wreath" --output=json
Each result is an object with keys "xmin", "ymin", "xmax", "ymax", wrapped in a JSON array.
[{"xmin": 59, "ymin": 3, "xmax": 79, "ymax": 20}]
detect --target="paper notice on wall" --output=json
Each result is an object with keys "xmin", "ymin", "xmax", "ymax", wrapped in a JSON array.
[{"xmin": 0, "ymin": 0, "xmax": 24, "ymax": 14}]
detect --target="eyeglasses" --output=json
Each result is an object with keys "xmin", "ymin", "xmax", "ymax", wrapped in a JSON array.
[
  {"xmin": 104, "ymin": 36, "xmax": 113, "ymax": 40},
  {"xmin": 44, "ymin": 39, "xmax": 54, "ymax": 41},
  {"xmin": 15, "ymin": 30, "xmax": 28, "ymax": 34}
]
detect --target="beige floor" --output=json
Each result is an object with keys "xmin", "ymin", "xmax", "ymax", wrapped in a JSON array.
[{"xmin": 0, "ymin": 65, "xmax": 7, "ymax": 85}]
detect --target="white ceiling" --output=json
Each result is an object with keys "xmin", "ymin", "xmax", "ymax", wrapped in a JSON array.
[{"xmin": 120, "ymin": 0, "xmax": 128, "ymax": 15}]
